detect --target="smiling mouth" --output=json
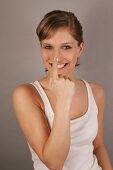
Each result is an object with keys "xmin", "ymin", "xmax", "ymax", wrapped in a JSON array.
[{"xmin": 49, "ymin": 63, "xmax": 69, "ymax": 69}]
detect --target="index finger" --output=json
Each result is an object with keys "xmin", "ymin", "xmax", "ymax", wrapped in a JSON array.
[{"xmin": 50, "ymin": 57, "xmax": 58, "ymax": 81}]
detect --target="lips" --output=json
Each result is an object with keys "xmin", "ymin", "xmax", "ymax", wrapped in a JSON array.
[
  {"xmin": 57, "ymin": 63, "xmax": 67, "ymax": 68},
  {"xmin": 49, "ymin": 63, "xmax": 68, "ymax": 68}
]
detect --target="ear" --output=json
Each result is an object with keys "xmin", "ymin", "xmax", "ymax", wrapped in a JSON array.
[{"xmin": 78, "ymin": 42, "xmax": 84, "ymax": 57}]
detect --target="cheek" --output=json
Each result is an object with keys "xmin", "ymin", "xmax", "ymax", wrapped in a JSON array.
[
  {"xmin": 68, "ymin": 52, "xmax": 78, "ymax": 67},
  {"xmin": 65, "ymin": 48, "xmax": 78, "ymax": 57},
  {"xmin": 66, "ymin": 51, "xmax": 78, "ymax": 62},
  {"xmin": 41, "ymin": 51, "xmax": 51, "ymax": 61}
]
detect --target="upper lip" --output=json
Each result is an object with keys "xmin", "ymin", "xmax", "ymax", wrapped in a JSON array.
[{"xmin": 49, "ymin": 62, "xmax": 68, "ymax": 64}]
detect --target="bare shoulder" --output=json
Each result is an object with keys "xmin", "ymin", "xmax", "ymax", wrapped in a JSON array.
[
  {"xmin": 12, "ymin": 83, "xmax": 43, "ymax": 108},
  {"xmin": 88, "ymin": 81, "xmax": 105, "ymax": 110}
]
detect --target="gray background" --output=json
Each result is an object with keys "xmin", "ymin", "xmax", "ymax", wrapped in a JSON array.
[{"xmin": 0, "ymin": 0, "xmax": 113, "ymax": 170}]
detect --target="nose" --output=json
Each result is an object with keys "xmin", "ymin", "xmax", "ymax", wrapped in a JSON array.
[{"xmin": 52, "ymin": 49, "xmax": 61, "ymax": 62}]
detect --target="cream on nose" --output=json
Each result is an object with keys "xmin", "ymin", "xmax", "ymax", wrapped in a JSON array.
[
  {"xmin": 53, "ymin": 50, "xmax": 61, "ymax": 62},
  {"xmin": 56, "ymin": 57, "xmax": 58, "ymax": 63},
  {"xmin": 53, "ymin": 57, "xmax": 59, "ymax": 63}
]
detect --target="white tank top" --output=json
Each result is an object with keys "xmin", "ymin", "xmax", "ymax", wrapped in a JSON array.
[{"xmin": 28, "ymin": 79, "xmax": 102, "ymax": 170}]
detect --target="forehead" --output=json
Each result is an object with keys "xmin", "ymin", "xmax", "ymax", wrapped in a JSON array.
[{"xmin": 42, "ymin": 27, "xmax": 76, "ymax": 44}]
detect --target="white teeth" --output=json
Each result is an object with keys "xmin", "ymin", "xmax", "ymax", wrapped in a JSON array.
[
  {"xmin": 49, "ymin": 63, "xmax": 68, "ymax": 68},
  {"xmin": 57, "ymin": 64, "xmax": 65, "ymax": 68}
]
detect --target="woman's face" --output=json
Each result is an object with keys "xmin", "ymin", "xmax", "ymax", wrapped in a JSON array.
[{"xmin": 40, "ymin": 27, "xmax": 84, "ymax": 78}]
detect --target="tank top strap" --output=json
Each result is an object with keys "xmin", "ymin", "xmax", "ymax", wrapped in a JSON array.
[
  {"xmin": 29, "ymin": 81, "xmax": 46, "ymax": 103},
  {"xmin": 29, "ymin": 81, "xmax": 54, "ymax": 128},
  {"xmin": 82, "ymin": 79, "xmax": 98, "ymax": 114}
]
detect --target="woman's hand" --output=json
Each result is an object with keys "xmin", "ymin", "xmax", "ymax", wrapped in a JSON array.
[{"xmin": 49, "ymin": 57, "xmax": 75, "ymax": 108}]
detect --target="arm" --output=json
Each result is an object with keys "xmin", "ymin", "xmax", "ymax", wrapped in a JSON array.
[
  {"xmin": 43, "ymin": 100, "xmax": 71, "ymax": 170},
  {"xmin": 94, "ymin": 145, "xmax": 113, "ymax": 170},
  {"xmin": 12, "ymin": 84, "xmax": 71, "ymax": 170},
  {"xmin": 91, "ymin": 83, "xmax": 113, "ymax": 170}
]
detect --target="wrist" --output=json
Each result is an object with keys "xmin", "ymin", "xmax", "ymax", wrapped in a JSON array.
[{"xmin": 55, "ymin": 102, "xmax": 71, "ymax": 115}]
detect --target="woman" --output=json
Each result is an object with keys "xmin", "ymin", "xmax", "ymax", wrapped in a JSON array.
[{"xmin": 12, "ymin": 10, "xmax": 113, "ymax": 170}]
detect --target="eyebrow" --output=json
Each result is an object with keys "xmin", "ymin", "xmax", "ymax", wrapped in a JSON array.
[{"xmin": 41, "ymin": 42, "xmax": 73, "ymax": 45}]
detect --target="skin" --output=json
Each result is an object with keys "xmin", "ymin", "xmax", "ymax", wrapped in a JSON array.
[{"xmin": 12, "ymin": 27, "xmax": 113, "ymax": 170}]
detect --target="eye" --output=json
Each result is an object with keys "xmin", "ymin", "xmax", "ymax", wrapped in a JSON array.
[
  {"xmin": 63, "ymin": 45, "xmax": 72, "ymax": 50},
  {"xmin": 43, "ymin": 45, "xmax": 52, "ymax": 49}
]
